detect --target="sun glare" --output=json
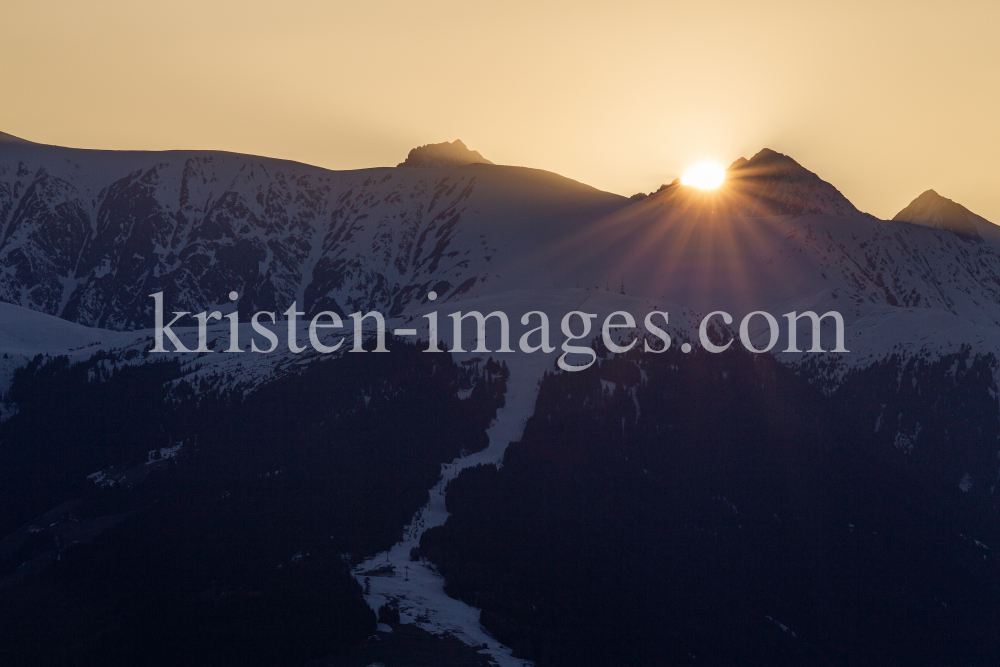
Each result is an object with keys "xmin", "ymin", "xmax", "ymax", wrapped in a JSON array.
[{"xmin": 681, "ymin": 161, "xmax": 725, "ymax": 189}]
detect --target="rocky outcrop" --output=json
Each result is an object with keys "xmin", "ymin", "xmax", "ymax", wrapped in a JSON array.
[{"xmin": 397, "ymin": 139, "xmax": 493, "ymax": 168}]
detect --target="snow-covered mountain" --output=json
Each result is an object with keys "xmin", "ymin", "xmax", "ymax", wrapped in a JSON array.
[
  {"xmin": 4, "ymin": 134, "xmax": 1000, "ymax": 666},
  {"xmin": 0, "ymin": 136, "xmax": 626, "ymax": 329},
  {"xmin": 893, "ymin": 188, "xmax": 998, "ymax": 241},
  {"xmin": 558, "ymin": 149, "xmax": 1000, "ymax": 320},
  {"xmin": 6, "ymin": 133, "xmax": 1000, "ymax": 493},
  {"xmin": 4, "ymin": 137, "xmax": 1000, "ymax": 359},
  {"xmin": 5, "ymin": 134, "xmax": 1000, "ymax": 490}
]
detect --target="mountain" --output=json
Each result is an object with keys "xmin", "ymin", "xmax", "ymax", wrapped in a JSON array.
[
  {"xmin": 636, "ymin": 149, "xmax": 863, "ymax": 219},
  {"xmin": 398, "ymin": 139, "xmax": 494, "ymax": 168},
  {"xmin": 5, "ymin": 136, "xmax": 1000, "ymax": 488},
  {"xmin": 3, "ymin": 135, "xmax": 1000, "ymax": 665},
  {"xmin": 723, "ymin": 148, "xmax": 864, "ymax": 218},
  {"xmin": 0, "ymin": 138, "xmax": 625, "ymax": 329},
  {"xmin": 893, "ymin": 188, "xmax": 996, "ymax": 241},
  {"xmin": 5, "ymin": 137, "xmax": 1000, "ymax": 348},
  {"xmin": 3, "ymin": 134, "xmax": 1000, "ymax": 493},
  {"xmin": 545, "ymin": 153, "xmax": 1000, "ymax": 346}
]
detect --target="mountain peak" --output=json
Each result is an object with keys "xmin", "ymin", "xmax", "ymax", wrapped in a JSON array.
[
  {"xmin": 643, "ymin": 148, "xmax": 863, "ymax": 218},
  {"xmin": 743, "ymin": 147, "xmax": 798, "ymax": 168},
  {"xmin": 721, "ymin": 148, "xmax": 863, "ymax": 218},
  {"xmin": 892, "ymin": 189, "xmax": 990, "ymax": 240},
  {"xmin": 398, "ymin": 139, "xmax": 493, "ymax": 168},
  {"xmin": 733, "ymin": 148, "xmax": 819, "ymax": 176}
]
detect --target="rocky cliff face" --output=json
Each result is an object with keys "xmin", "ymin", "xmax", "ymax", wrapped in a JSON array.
[{"xmin": 397, "ymin": 139, "xmax": 493, "ymax": 168}]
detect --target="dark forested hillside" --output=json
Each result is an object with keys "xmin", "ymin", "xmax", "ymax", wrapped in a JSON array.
[
  {"xmin": 833, "ymin": 347, "xmax": 1000, "ymax": 503},
  {"xmin": 420, "ymin": 345, "xmax": 1000, "ymax": 667},
  {"xmin": 0, "ymin": 342, "xmax": 507, "ymax": 666}
]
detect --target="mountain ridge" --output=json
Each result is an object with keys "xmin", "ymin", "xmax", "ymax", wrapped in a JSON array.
[
  {"xmin": 639, "ymin": 148, "xmax": 865, "ymax": 219},
  {"xmin": 0, "ymin": 140, "xmax": 628, "ymax": 329},
  {"xmin": 2, "ymin": 137, "xmax": 999, "ymax": 341},
  {"xmin": 3, "ymin": 136, "xmax": 1000, "ymax": 667},
  {"xmin": 398, "ymin": 139, "xmax": 493, "ymax": 168}
]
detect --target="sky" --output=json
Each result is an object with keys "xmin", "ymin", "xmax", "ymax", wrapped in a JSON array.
[{"xmin": 2, "ymin": 0, "xmax": 998, "ymax": 221}]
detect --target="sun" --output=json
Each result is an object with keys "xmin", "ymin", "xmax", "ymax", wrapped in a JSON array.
[{"xmin": 681, "ymin": 161, "xmax": 725, "ymax": 189}]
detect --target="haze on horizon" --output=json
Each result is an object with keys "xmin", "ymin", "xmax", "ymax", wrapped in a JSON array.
[{"xmin": 2, "ymin": 0, "xmax": 997, "ymax": 221}]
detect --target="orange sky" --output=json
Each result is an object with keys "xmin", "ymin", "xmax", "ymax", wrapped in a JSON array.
[{"xmin": 2, "ymin": 0, "xmax": 998, "ymax": 221}]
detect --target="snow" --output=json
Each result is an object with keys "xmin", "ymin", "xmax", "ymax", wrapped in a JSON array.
[
  {"xmin": 765, "ymin": 615, "xmax": 798, "ymax": 638},
  {"xmin": 960, "ymin": 473, "xmax": 973, "ymax": 493},
  {"xmin": 353, "ymin": 344, "xmax": 548, "ymax": 666},
  {"xmin": 0, "ymin": 301, "xmax": 132, "ymax": 356},
  {"xmin": 147, "ymin": 444, "xmax": 182, "ymax": 464}
]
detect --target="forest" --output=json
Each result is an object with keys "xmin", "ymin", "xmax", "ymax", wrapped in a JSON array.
[
  {"xmin": 420, "ymin": 344, "xmax": 1000, "ymax": 666},
  {"xmin": 0, "ymin": 341, "xmax": 507, "ymax": 666}
]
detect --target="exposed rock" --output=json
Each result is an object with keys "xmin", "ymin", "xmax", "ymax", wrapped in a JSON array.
[
  {"xmin": 630, "ymin": 179, "xmax": 678, "ymax": 202},
  {"xmin": 397, "ymin": 139, "xmax": 493, "ymax": 168}
]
